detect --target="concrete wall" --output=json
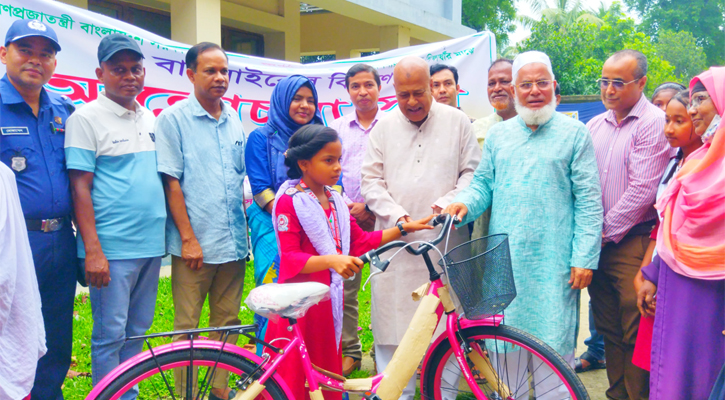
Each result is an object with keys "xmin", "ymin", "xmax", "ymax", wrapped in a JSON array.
[{"xmin": 55, "ymin": 0, "xmax": 473, "ymax": 62}]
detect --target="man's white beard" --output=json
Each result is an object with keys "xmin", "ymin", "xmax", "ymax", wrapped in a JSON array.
[{"xmin": 514, "ymin": 96, "xmax": 557, "ymax": 126}]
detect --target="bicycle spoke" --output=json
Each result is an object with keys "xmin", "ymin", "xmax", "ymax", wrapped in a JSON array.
[
  {"xmin": 423, "ymin": 327, "xmax": 585, "ymax": 400},
  {"xmin": 147, "ymin": 339, "xmax": 177, "ymax": 400}
]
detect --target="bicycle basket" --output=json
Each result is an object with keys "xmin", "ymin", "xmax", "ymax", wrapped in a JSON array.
[{"xmin": 438, "ymin": 234, "xmax": 516, "ymax": 320}]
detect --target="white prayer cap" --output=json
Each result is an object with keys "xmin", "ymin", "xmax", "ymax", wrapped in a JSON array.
[{"xmin": 512, "ymin": 51, "xmax": 555, "ymax": 81}]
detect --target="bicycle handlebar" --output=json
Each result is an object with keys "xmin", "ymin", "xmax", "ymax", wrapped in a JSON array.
[{"xmin": 358, "ymin": 213, "xmax": 458, "ymax": 270}]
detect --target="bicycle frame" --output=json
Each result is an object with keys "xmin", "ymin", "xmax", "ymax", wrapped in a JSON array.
[
  {"xmin": 238, "ymin": 277, "xmax": 503, "ymax": 400},
  {"xmin": 85, "ymin": 278, "xmax": 503, "ymax": 400},
  {"xmin": 86, "ymin": 215, "xmax": 510, "ymax": 400}
]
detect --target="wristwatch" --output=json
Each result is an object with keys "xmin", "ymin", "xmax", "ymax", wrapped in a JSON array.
[{"xmin": 396, "ymin": 221, "xmax": 408, "ymax": 236}]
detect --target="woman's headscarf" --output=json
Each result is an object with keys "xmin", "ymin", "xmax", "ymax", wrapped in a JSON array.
[
  {"xmin": 262, "ymin": 75, "xmax": 324, "ymax": 191},
  {"xmin": 266, "ymin": 75, "xmax": 323, "ymax": 141},
  {"xmin": 654, "ymin": 66, "xmax": 725, "ymax": 280}
]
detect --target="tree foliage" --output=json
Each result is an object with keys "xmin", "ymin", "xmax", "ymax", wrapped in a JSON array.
[
  {"xmin": 519, "ymin": 0, "xmax": 604, "ymax": 30},
  {"xmin": 517, "ymin": 11, "xmax": 678, "ymax": 96},
  {"xmin": 623, "ymin": 0, "xmax": 725, "ymax": 65},
  {"xmin": 461, "ymin": 0, "xmax": 517, "ymax": 48},
  {"xmin": 655, "ymin": 30, "xmax": 709, "ymax": 83}
]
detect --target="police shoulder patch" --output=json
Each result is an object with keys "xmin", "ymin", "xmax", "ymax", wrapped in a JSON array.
[{"xmin": 285, "ymin": 188, "xmax": 298, "ymax": 196}]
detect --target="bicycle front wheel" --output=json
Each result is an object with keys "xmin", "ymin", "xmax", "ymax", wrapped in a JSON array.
[
  {"xmin": 93, "ymin": 348, "xmax": 289, "ymax": 400},
  {"xmin": 422, "ymin": 325, "xmax": 589, "ymax": 400}
]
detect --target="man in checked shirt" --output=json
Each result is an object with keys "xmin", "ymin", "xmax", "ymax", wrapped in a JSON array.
[{"xmin": 586, "ymin": 49, "xmax": 670, "ymax": 400}]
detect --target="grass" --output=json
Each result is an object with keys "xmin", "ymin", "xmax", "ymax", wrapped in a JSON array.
[{"xmin": 62, "ymin": 260, "xmax": 374, "ymax": 399}]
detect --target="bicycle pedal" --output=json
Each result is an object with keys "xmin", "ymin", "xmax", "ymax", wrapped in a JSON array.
[{"xmin": 362, "ymin": 391, "xmax": 382, "ymax": 400}]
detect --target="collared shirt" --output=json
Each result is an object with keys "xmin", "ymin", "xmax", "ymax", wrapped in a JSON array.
[
  {"xmin": 587, "ymin": 93, "xmax": 669, "ymax": 244},
  {"xmin": 155, "ymin": 95, "xmax": 248, "ymax": 264},
  {"xmin": 471, "ymin": 112, "xmax": 503, "ymax": 150},
  {"xmin": 65, "ymin": 92, "xmax": 166, "ymax": 260},
  {"xmin": 329, "ymin": 107, "xmax": 383, "ymax": 203},
  {"xmin": 0, "ymin": 74, "xmax": 74, "ymax": 219}
]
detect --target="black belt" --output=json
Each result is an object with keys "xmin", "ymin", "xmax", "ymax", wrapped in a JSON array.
[
  {"xmin": 626, "ymin": 219, "xmax": 657, "ymax": 237},
  {"xmin": 26, "ymin": 216, "xmax": 70, "ymax": 232}
]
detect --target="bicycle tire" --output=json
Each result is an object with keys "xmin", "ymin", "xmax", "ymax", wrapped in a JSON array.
[
  {"xmin": 421, "ymin": 325, "xmax": 589, "ymax": 400},
  {"xmin": 94, "ymin": 348, "xmax": 289, "ymax": 400}
]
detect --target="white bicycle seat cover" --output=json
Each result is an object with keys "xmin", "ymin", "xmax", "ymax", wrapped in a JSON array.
[{"xmin": 245, "ymin": 282, "xmax": 330, "ymax": 320}]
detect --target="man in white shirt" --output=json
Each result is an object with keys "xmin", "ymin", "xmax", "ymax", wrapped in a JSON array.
[{"xmin": 361, "ymin": 56, "xmax": 480, "ymax": 400}]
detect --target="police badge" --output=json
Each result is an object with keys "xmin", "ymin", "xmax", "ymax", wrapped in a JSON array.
[{"xmin": 11, "ymin": 155, "xmax": 27, "ymax": 172}]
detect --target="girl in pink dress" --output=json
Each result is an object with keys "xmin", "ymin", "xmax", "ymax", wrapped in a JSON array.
[{"xmin": 266, "ymin": 124, "xmax": 434, "ymax": 400}]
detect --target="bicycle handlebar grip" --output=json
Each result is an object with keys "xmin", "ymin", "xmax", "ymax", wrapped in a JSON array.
[
  {"xmin": 430, "ymin": 214, "xmax": 448, "ymax": 226},
  {"xmin": 359, "ymin": 251, "xmax": 371, "ymax": 265}
]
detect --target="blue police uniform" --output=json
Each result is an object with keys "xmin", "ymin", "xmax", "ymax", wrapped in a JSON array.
[{"xmin": 0, "ymin": 74, "xmax": 77, "ymax": 400}]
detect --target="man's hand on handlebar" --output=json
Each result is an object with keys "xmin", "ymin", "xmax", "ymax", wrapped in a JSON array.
[
  {"xmin": 442, "ymin": 203, "xmax": 468, "ymax": 222},
  {"xmin": 327, "ymin": 255, "xmax": 363, "ymax": 279}
]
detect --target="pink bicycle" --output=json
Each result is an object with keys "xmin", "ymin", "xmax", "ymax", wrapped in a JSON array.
[{"xmin": 85, "ymin": 214, "xmax": 589, "ymax": 400}]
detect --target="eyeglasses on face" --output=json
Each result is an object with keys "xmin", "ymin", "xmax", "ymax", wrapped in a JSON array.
[
  {"xmin": 516, "ymin": 80, "xmax": 552, "ymax": 90},
  {"xmin": 596, "ymin": 78, "xmax": 640, "ymax": 90},
  {"xmin": 688, "ymin": 93, "xmax": 711, "ymax": 110}
]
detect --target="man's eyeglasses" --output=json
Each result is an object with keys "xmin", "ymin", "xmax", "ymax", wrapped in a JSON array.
[
  {"xmin": 516, "ymin": 80, "xmax": 552, "ymax": 90},
  {"xmin": 597, "ymin": 78, "xmax": 640, "ymax": 90},
  {"xmin": 689, "ymin": 93, "xmax": 711, "ymax": 110}
]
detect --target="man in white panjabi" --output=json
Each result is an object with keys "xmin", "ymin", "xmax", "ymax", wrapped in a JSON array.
[
  {"xmin": 0, "ymin": 162, "xmax": 47, "ymax": 400},
  {"xmin": 361, "ymin": 56, "xmax": 481, "ymax": 400},
  {"xmin": 445, "ymin": 51, "xmax": 603, "ymax": 400}
]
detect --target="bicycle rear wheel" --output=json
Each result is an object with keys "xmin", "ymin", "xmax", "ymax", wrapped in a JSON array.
[
  {"xmin": 421, "ymin": 325, "xmax": 589, "ymax": 400},
  {"xmin": 93, "ymin": 348, "xmax": 289, "ymax": 400}
]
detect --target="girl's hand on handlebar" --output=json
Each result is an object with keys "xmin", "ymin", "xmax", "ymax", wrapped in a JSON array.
[
  {"xmin": 403, "ymin": 215, "xmax": 436, "ymax": 233},
  {"xmin": 380, "ymin": 215, "xmax": 435, "ymax": 245},
  {"xmin": 327, "ymin": 255, "xmax": 363, "ymax": 279},
  {"xmin": 442, "ymin": 203, "xmax": 468, "ymax": 221}
]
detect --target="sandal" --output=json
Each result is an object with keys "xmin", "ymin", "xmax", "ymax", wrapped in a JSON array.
[{"xmin": 575, "ymin": 352, "xmax": 606, "ymax": 373}]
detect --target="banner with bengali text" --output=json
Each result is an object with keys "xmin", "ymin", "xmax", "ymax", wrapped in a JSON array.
[{"xmin": 0, "ymin": 0, "xmax": 496, "ymax": 134}]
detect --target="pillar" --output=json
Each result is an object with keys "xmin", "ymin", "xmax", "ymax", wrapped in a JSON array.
[
  {"xmin": 264, "ymin": 32, "xmax": 286, "ymax": 60},
  {"xmin": 170, "ymin": 0, "xmax": 221, "ymax": 45},
  {"xmin": 282, "ymin": 0, "xmax": 300, "ymax": 62},
  {"xmin": 379, "ymin": 25, "xmax": 410, "ymax": 52}
]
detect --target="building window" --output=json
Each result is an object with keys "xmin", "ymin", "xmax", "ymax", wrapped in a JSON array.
[
  {"xmin": 221, "ymin": 27, "xmax": 264, "ymax": 57},
  {"xmin": 89, "ymin": 0, "xmax": 171, "ymax": 39},
  {"xmin": 301, "ymin": 54, "xmax": 336, "ymax": 64}
]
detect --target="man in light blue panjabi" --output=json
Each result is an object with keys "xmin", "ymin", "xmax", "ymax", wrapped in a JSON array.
[{"xmin": 444, "ymin": 51, "xmax": 602, "ymax": 399}]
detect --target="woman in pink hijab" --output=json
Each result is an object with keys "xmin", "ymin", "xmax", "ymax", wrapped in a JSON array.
[{"xmin": 636, "ymin": 66, "xmax": 725, "ymax": 400}]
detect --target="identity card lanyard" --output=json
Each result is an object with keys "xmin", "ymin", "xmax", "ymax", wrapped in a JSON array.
[{"xmin": 299, "ymin": 179, "xmax": 343, "ymax": 255}]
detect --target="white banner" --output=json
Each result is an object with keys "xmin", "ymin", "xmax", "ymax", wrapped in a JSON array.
[{"xmin": 0, "ymin": 0, "xmax": 496, "ymax": 133}]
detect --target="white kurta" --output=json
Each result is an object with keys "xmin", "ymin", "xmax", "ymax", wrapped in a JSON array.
[
  {"xmin": 0, "ymin": 163, "xmax": 46, "ymax": 400},
  {"xmin": 361, "ymin": 101, "xmax": 481, "ymax": 345}
]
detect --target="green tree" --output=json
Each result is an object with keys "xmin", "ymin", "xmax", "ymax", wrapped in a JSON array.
[
  {"xmin": 519, "ymin": 0, "xmax": 604, "ymax": 30},
  {"xmin": 655, "ymin": 30, "xmax": 709, "ymax": 82},
  {"xmin": 517, "ymin": 12, "xmax": 678, "ymax": 96},
  {"xmin": 623, "ymin": 0, "xmax": 725, "ymax": 65},
  {"xmin": 461, "ymin": 0, "xmax": 517, "ymax": 48}
]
